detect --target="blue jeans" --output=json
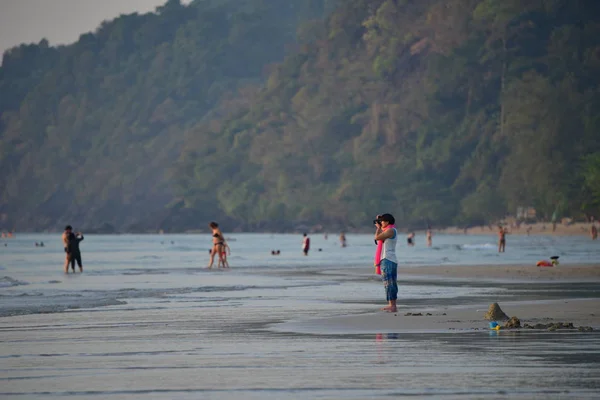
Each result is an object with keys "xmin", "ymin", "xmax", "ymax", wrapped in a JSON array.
[{"xmin": 381, "ymin": 259, "xmax": 398, "ymax": 301}]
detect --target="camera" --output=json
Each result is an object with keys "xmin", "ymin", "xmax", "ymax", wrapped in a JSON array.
[{"xmin": 373, "ymin": 215, "xmax": 382, "ymax": 225}]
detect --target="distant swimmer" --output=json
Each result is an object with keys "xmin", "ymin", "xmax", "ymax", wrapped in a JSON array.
[
  {"xmin": 498, "ymin": 226, "xmax": 506, "ymax": 253},
  {"xmin": 302, "ymin": 233, "xmax": 310, "ymax": 256},
  {"xmin": 62, "ymin": 225, "xmax": 84, "ymax": 273}
]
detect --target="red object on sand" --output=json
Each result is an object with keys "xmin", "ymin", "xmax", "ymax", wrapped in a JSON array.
[{"xmin": 536, "ymin": 260, "xmax": 553, "ymax": 267}]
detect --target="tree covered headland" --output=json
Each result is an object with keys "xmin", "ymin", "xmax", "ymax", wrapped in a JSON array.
[{"xmin": 1, "ymin": 0, "xmax": 600, "ymax": 232}]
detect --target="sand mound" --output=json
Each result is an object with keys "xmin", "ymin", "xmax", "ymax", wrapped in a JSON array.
[{"xmin": 484, "ymin": 303, "xmax": 509, "ymax": 321}]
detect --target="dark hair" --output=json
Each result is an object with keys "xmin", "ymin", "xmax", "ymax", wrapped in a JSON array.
[
  {"xmin": 65, "ymin": 225, "xmax": 72, "ymax": 230},
  {"xmin": 379, "ymin": 213, "xmax": 395, "ymax": 224},
  {"xmin": 303, "ymin": 233, "xmax": 307, "ymax": 236},
  {"xmin": 209, "ymin": 222, "xmax": 219, "ymax": 228}
]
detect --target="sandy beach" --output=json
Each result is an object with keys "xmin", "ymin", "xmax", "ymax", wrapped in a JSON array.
[
  {"xmin": 275, "ymin": 263, "xmax": 600, "ymax": 335},
  {"xmin": 398, "ymin": 263, "xmax": 600, "ymax": 282},
  {"xmin": 273, "ymin": 298, "xmax": 600, "ymax": 334}
]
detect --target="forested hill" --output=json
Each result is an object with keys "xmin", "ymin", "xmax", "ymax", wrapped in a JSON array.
[
  {"xmin": 176, "ymin": 0, "xmax": 600, "ymax": 230},
  {"xmin": 2, "ymin": 0, "xmax": 600, "ymax": 233},
  {"xmin": 0, "ymin": 0, "xmax": 336, "ymax": 232}
]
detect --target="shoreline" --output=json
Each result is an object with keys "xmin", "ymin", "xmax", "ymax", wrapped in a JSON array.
[
  {"xmin": 439, "ymin": 221, "xmax": 598, "ymax": 237},
  {"xmin": 4, "ymin": 221, "xmax": 598, "ymax": 236}
]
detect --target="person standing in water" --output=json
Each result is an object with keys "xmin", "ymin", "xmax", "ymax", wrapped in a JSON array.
[
  {"xmin": 208, "ymin": 222, "xmax": 225, "ymax": 269},
  {"xmin": 407, "ymin": 232, "xmax": 415, "ymax": 246},
  {"xmin": 71, "ymin": 231, "xmax": 84, "ymax": 272},
  {"xmin": 498, "ymin": 226, "xmax": 506, "ymax": 253},
  {"xmin": 591, "ymin": 224, "xmax": 598, "ymax": 240},
  {"xmin": 375, "ymin": 214, "xmax": 398, "ymax": 312},
  {"xmin": 62, "ymin": 225, "xmax": 84, "ymax": 273},
  {"xmin": 339, "ymin": 232, "xmax": 347, "ymax": 247},
  {"xmin": 219, "ymin": 241, "xmax": 231, "ymax": 268},
  {"xmin": 302, "ymin": 233, "xmax": 310, "ymax": 256},
  {"xmin": 426, "ymin": 228, "xmax": 432, "ymax": 247}
]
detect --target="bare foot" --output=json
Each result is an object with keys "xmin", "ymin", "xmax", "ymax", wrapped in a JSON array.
[{"xmin": 381, "ymin": 306, "xmax": 397, "ymax": 312}]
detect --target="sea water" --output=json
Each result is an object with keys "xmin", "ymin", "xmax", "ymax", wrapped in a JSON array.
[{"xmin": 1, "ymin": 233, "xmax": 599, "ymax": 398}]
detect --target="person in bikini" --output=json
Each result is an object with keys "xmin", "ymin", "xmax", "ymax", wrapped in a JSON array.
[
  {"xmin": 208, "ymin": 222, "xmax": 225, "ymax": 269},
  {"xmin": 498, "ymin": 226, "xmax": 506, "ymax": 253}
]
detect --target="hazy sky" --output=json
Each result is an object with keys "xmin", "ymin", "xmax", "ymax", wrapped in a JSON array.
[{"xmin": 0, "ymin": 0, "xmax": 192, "ymax": 55}]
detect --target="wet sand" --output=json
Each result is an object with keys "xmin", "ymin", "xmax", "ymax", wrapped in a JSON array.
[
  {"xmin": 276, "ymin": 264, "xmax": 600, "ymax": 335},
  {"xmin": 273, "ymin": 298, "xmax": 600, "ymax": 334},
  {"xmin": 398, "ymin": 263, "xmax": 600, "ymax": 282}
]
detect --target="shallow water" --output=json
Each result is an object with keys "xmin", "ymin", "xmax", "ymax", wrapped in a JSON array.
[{"xmin": 1, "ymin": 233, "xmax": 599, "ymax": 398}]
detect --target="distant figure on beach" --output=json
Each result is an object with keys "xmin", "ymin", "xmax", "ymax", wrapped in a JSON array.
[
  {"xmin": 62, "ymin": 225, "xmax": 84, "ymax": 273},
  {"xmin": 591, "ymin": 225, "xmax": 598, "ymax": 240},
  {"xmin": 426, "ymin": 228, "xmax": 432, "ymax": 247},
  {"xmin": 339, "ymin": 232, "xmax": 347, "ymax": 247},
  {"xmin": 498, "ymin": 226, "xmax": 506, "ymax": 253},
  {"xmin": 40, "ymin": 241, "xmax": 44, "ymax": 247},
  {"xmin": 208, "ymin": 222, "xmax": 225, "ymax": 269},
  {"xmin": 324, "ymin": 233, "xmax": 328, "ymax": 240},
  {"xmin": 407, "ymin": 232, "xmax": 415, "ymax": 246},
  {"xmin": 302, "ymin": 233, "xmax": 310, "ymax": 256},
  {"xmin": 374, "ymin": 214, "xmax": 398, "ymax": 312},
  {"xmin": 526, "ymin": 226, "xmax": 532, "ymax": 236},
  {"xmin": 219, "ymin": 241, "xmax": 231, "ymax": 268}
]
